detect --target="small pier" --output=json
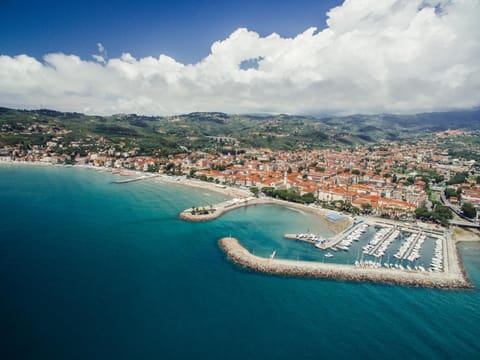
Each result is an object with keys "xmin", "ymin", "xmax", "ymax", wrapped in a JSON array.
[
  {"xmin": 363, "ymin": 226, "xmax": 398, "ymax": 257},
  {"xmin": 316, "ymin": 221, "xmax": 366, "ymax": 250},
  {"xmin": 114, "ymin": 174, "xmax": 159, "ymax": 184},
  {"xmin": 284, "ymin": 234, "xmax": 320, "ymax": 244}
]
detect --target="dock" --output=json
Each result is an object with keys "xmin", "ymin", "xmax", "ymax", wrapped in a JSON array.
[
  {"xmin": 114, "ymin": 174, "xmax": 159, "ymax": 184},
  {"xmin": 284, "ymin": 234, "xmax": 320, "ymax": 244},
  {"xmin": 314, "ymin": 221, "xmax": 366, "ymax": 250}
]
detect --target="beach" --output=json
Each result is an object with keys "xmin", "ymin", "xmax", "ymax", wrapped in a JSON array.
[
  {"xmin": 178, "ymin": 196, "xmax": 353, "ymax": 234},
  {"xmin": 453, "ymin": 227, "xmax": 480, "ymax": 242}
]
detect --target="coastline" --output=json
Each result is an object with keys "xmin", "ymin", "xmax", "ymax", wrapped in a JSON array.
[
  {"xmin": 219, "ymin": 237, "xmax": 472, "ymax": 289},
  {"xmin": 453, "ymin": 227, "xmax": 480, "ymax": 243},
  {"xmin": 151, "ymin": 174, "xmax": 251, "ymax": 199},
  {"xmin": 0, "ymin": 160, "xmax": 250, "ymax": 199},
  {"xmin": 2, "ymin": 160, "xmax": 477, "ymax": 289},
  {"xmin": 179, "ymin": 196, "xmax": 353, "ymax": 234}
]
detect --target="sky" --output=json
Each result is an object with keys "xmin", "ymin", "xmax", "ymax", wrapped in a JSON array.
[{"xmin": 0, "ymin": 0, "xmax": 479, "ymax": 116}]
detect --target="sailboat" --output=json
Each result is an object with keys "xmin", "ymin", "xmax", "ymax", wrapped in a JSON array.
[{"xmin": 270, "ymin": 251, "xmax": 276, "ymax": 259}]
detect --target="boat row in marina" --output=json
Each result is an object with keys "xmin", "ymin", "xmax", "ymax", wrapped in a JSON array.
[
  {"xmin": 355, "ymin": 260, "xmax": 382, "ymax": 269},
  {"xmin": 362, "ymin": 226, "xmax": 393, "ymax": 256},
  {"xmin": 364, "ymin": 229, "xmax": 400, "ymax": 258},
  {"xmin": 336, "ymin": 223, "xmax": 369, "ymax": 251},
  {"xmin": 405, "ymin": 235, "xmax": 426, "ymax": 262},
  {"xmin": 430, "ymin": 238, "xmax": 444, "ymax": 272},
  {"xmin": 394, "ymin": 233, "xmax": 415, "ymax": 259},
  {"xmin": 294, "ymin": 233, "xmax": 323, "ymax": 244},
  {"xmin": 382, "ymin": 262, "xmax": 426, "ymax": 272}
]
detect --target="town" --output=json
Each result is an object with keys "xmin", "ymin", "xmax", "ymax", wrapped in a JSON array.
[{"xmin": 1, "ymin": 115, "xmax": 479, "ymax": 225}]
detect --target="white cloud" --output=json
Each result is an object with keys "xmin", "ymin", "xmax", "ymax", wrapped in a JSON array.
[
  {"xmin": 1, "ymin": 0, "xmax": 479, "ymax": 115},
  {"xmin": 92, "ymin": 42, "xmax": 107, "ymax": 64},
  {"xmin": 97, "ymin": 42, "xmax": 105, "ymax": 53}
]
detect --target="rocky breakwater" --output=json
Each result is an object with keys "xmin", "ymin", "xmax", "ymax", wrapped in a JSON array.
[{"xmin": 219, "ymin": 237, "xmax": 472, "ymax": 289}]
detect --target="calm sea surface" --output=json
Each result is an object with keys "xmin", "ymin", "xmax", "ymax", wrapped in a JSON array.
[{"xmin": 1, "ymin": 166, "xmax": 479, "ymax": 359}]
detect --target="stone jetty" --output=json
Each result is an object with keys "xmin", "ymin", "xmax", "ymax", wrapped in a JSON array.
[
  {"xmin": 219, "ymin": 237, "xmax": 472, "ymax": 289},
  {"xmin": 179, "ymin": 197, "xmax": 266, "ymax": 222}
]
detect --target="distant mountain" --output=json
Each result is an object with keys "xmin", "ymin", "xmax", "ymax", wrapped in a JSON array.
[{"xmin": 1, "ymin": 107, "xmax": 479, "ymax": 153}]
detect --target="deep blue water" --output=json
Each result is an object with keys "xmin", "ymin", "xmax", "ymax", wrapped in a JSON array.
[{"xmin": 1, "ymin": 166, "xmax": 479, "ymax": 359}]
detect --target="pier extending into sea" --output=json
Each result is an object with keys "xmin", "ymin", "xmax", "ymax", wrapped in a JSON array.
[{"xmin": 114, "ymin": 174, "xmax": 159, "ymax": 184}]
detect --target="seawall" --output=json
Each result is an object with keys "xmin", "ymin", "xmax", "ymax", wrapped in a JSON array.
[{"xmin": 219, "ymin": 237, "xmax": 472, "ymax": 289}]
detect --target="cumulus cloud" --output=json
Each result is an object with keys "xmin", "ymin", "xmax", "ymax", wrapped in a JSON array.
[{"xmin": 0, "ymin": 0, "xmax": 479, "ymax": 115}]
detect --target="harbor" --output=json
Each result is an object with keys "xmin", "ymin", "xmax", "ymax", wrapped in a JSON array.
[
  {"xmin": 219, "ymin": 237, "xmax": 471, "ymax": 289},
  {"xmin": 179, "ymin": 194, "xmax": 471, "ymax": 287},
  {"xmin": 278, "ymin": 215, "xmax": 456, "ymax": 274}
]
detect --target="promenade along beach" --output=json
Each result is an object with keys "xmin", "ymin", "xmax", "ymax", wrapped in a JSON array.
[{"xmin": 180, "ymin": 193, "xmax": 472, "ymax": 289}]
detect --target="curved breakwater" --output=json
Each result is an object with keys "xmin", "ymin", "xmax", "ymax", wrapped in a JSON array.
[{"xmin": 219, "ymin": 237, "xmax": 472, "ymax": 289}]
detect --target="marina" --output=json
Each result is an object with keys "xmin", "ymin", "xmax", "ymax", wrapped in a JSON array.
[
  {"xmin": 279, "ymin": 217, "xmax": 451, "ymax": 274},
  {"xmin": 219, "ymin": 237, "xmax": 471, "ymax": 289},
  {"xmin": 179, "ymin": 194, "xmax": 469, "ymax": 286}
]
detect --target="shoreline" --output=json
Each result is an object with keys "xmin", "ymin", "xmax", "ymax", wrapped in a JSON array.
[
  {"xmin": 453, "ymin": 227, "xmax": 480, "ymax": 243},
  {"xmin": 0, "ymin": 160, "xmax": 250, "ymax": 199},
  {"xmin": 179, "ymin": 197, "xmax": 353, "ymax": 234},
  {"xmin": 219, "ymin": 237, "xmax": 472, "ymax": 289},
  {"xmin": 1, "ymin": 159, "xmax": 477, "ymax": 289},
  {"xmin": 151, "ymin": 174, "xmax": 251, "ymax": 199}
]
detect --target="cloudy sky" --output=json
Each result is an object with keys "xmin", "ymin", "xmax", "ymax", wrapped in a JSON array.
[{"xmin": 0, "ymin": 0, "xmax": 479, "ymax": 116}]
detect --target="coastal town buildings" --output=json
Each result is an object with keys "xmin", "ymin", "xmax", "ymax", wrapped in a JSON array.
[{"xmin": 1, "ymin": 126, "xmax": 479, "ymax": 220}]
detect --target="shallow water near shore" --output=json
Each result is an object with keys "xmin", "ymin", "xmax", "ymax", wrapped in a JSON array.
[{"xmin": 1, "ymin": 166, "xmax": 479, "ymax": 359}]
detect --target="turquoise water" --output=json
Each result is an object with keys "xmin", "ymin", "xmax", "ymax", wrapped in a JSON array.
[{"xmin": 1, "ymin": 166, "xmax": 479, "ymax": 359}]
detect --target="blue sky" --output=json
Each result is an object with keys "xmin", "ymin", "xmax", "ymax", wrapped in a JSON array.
[
  {"xmin": 0, "ymin": 0, "xmax": 478, "ymax": 116},
  {"xmin": 0, "ymin": 0, "xmax": 341, "ymax": 63}
]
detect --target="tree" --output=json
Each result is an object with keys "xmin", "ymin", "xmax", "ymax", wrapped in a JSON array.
[
  {"xmin": 461, "ymin": 202, "xmax": 477, "ymax": 219},
  {"xmin": 445, "ymin": 187, "xmax": 457, "ymax": 199},
  {"xmin": 456, "ymin": 187, "xmax": 462, "ymax": 199},
  {"xmin": 447, "ymin": 172, "xmax": 469, "ymax": 185},
  {"xmin": 415, "ymin": 206, "xmax": 430, "ymax": 220},
  {"xmin": 405, "ymin": 177, "xmax": 414, "ymax": 186},
  {"xmin": 361, "ymin": 203, "xmax": 373, "ymax": 214},
  {"xmin": 301, "ymin": 192, "xmax": 315, "ymax": 204},
  {"xmin": 250, "ymin": 187, "xmax": 259, "ymax": 197},
  {"xmin": 430, "ymin": 205, "xmax": 453, "ymax": 226}
]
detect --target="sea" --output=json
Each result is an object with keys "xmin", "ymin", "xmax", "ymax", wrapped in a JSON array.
[{"xmin": 0, "ymin": 165, "xmax": 479, "ymax": 359}]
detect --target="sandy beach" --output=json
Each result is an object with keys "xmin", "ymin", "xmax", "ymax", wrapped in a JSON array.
[
  {"xmin": 453, "ymin": 227, "xmax": 480, "ymax": 242},
  {"xmin": 179, "ymin": 195, "xmax": 353, "ymax": 234},
  {"xmin": 151, "ymin": 174, "xmax": 251, "ymax": 198}
]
